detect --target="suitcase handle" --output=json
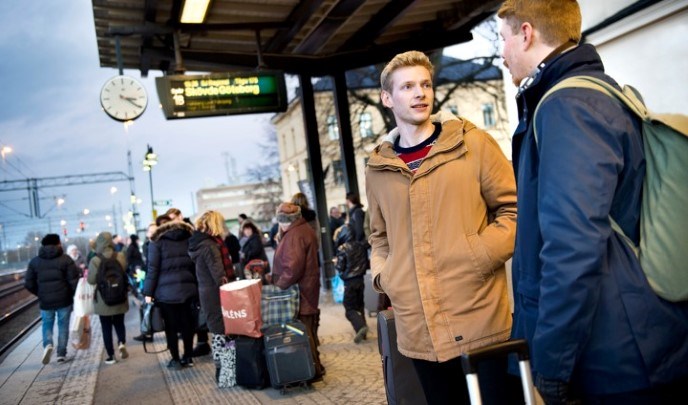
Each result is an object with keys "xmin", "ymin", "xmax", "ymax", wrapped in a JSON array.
[
  {"xmin": 461, "ymin": 339, "xmax": 535, "ymax": 405},
  {"xmin": 460, "ymin": 339, "xmax": 530, "ymax": 374}
]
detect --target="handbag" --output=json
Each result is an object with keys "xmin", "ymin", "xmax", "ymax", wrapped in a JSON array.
[
  {"xmin": 71, "ymin": 315, "xmax": 91, "ymax": 350},
  {"xmin": 140, "ymin": 302, "xmax": 166, "ymax": 353},
  {"xmin": 260, "ymin": 284, "xmax": 299, "ymax": 327},
  {"xmin": 212, "ymin": 335, "xmax": 237, "ymax": 388},
  {"xmin": 332, "ymin": 274, "xmax": 344, "ymax": 304},
  {"xmin": 73, "ymin": 277, "xmax": 95, "ymax": 317},
  {"xmin": 219, "ymin": 279, "xmax": 263, "ymax": 338}
]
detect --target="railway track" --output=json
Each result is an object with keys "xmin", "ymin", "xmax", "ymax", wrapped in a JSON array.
[{"xmin": 0, "ymin": 272, "xmax": 41, "ymax": 358}]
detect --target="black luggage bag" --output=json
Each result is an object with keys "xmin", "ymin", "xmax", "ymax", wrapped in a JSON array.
[
  {"xmin": 235, "ymin": 335, "xmax": 270, "ymax": 389},
  {"xmin": 263, "ymin": 320, "xmax": 316, "ymax": 393},
  {"xmin": 377, "ymin": 309, "xmax": 428, "ymax": 405}
]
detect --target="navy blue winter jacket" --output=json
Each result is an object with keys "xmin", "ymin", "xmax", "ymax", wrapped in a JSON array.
[
  {"xmin": 143, "ymin": 221, "xmax": 198, "ymax": 304},
  {"xmin": 510, "ymin": 44, "xmax": 688, "ymax": 395}
]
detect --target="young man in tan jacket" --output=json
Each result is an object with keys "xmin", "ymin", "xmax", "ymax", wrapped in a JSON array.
[{"xmin": 366, "ymin": 50, "xmax": 518, "ymax": 403}]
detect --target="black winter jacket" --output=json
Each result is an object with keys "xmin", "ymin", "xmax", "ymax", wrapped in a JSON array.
[
  {"xmin": 348, "ymin": 205, "xmax": 366, "ymax": 243},
  {"xmin": 188, "ymin": 231, "xmax": 227, "ymax": 334},
  {"xmin": 142, "ymin": 221, "xmax": 197, "ymax": 304},
  {"xmin": 240, "ymin": 233, "xmax": 268, "ymax": 269},
  {"xmin": 334, "ymin": 225, "xmax": 369, "ymax": 280},
  {"xmin": 25, "ymin": 245, "xmax": 80, "ymax": 310}
]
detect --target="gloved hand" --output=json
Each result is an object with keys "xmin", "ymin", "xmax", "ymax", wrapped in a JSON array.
[{"xmin": 535, "ymin": 374, "xmax": 581, "ymax": 405}]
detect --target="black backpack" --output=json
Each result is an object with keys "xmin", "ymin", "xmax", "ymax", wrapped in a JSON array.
[{"xmin": 95, "ymin": 253, "xmax": 129, "ymax": 305}]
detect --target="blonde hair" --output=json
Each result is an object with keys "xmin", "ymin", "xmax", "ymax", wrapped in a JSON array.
[
  {"xmin": 498, "ymin": 0, "xmax": 581, "ymax": 47},
  {"xmin": 195, "ymin": 210, "xmax": 226, "ymax": 237},
  {"xmin": 380, "ymin": 51, "xmax": 434, "ymax": 93}
]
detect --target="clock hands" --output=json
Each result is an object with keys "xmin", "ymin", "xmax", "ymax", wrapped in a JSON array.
[{"xmin": 119, "ymin": 94, "xmax": 143, "ymax": 109}]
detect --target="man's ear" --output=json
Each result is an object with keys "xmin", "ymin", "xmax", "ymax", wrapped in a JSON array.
[
  {"xmin": 520, "ymin": 22, "xmax": 535, "ymax": 50},
  {"xmin": 381, "ymin": 90, "xmax": 393, "ymax": 109}
]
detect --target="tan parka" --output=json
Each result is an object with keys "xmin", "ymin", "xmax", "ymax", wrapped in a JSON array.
[{"xmin": 365, "ymin": 112, "xmax": 517, "ymax": 362}]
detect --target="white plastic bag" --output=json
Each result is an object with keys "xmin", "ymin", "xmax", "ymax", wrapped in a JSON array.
[{"xmin": 73, "ymin": 277, "xmax": 95, "ymax": 317}]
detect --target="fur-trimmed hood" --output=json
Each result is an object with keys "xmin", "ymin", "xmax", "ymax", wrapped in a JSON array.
[
  {"xmin": 151, "ymin": 221, "xmax": 194, "ymax": 242},
  {"xmin": 380, "ymin": 111, "xmax": 460, "ymax": 145}
]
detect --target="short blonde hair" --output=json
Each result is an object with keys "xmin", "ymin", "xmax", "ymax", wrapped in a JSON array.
[
  {"xmin": 498, "ymin": 0, "xmax": 581, "ymax": 47},
  {"xmin": 380, "ymin": 51, "xmax": 434, "ymax": 93},
  {"xmin": 195, "ymin": 210, "xmax": 226, "ymax": 237}
]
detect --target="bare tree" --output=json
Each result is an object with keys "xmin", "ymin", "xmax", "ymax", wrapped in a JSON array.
[{"xmin": 243, "ymin": 125, "xmax": 283, "ymax": 223}]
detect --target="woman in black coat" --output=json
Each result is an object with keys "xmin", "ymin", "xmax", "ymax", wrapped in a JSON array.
[
  {"xmin": 239, "ymin": 221, "xmax": 268, "ymax": 275},
  {"xmin": 142, "ymin": 216, "xmax": 197, "ymax": 369},
  {"xmin": 188, "ymin": 211, "xmax": 234, "ymax": 335}
]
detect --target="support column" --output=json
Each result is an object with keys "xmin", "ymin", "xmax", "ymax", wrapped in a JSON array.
[
  {"xmin": 332, "ymin": 71, "xmax": 359, "ymax": 197},
  {"xmin": 298, "ymin": 74, "xmax": 335, "ymax": 289}
]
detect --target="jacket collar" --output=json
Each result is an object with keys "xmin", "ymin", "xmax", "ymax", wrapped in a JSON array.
[
  {"xmin": 152, "ymin": 221, "xmax": 194, "ymax": 242},
  {"xmin": 368, "ymin": 111, "xmax": 473, "ymax": 176},
  {"xmin": 520, "ymin": 44, "xmax": 606, "ymax": 111}
]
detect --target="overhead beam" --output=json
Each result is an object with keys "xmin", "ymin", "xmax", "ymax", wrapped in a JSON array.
[
  {"xmin": 265, "ymin": 0, "xmax": 326, "ymax": 53},
  {"xmin": 293, "ymin": 0, "xmax": 367, "ymax": 54},
  {"xmin": 144, "ymin": 26, "xmax": 473, "ymax": 75},
  {"xmin": 337, "ymin": 0, "xmax": 416, "ymax": 52}
]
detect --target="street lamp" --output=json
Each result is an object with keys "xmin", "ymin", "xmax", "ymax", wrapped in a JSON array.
[{"xmin": 142, "ymin": 145, "xmax": 158, "ymax": 220}]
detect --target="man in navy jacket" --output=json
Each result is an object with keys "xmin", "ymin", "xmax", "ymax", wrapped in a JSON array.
[{"xmin": 498, "ymin": 1, "xmax": 688, "ymax": 403}]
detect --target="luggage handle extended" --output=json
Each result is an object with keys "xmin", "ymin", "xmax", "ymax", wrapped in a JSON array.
[{"xmin": 460, "ymin": 339, "xmax": 535, "ymax": 405}]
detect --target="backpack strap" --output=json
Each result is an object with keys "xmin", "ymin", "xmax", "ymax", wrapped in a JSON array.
[
  {"xmin": 532, "ymin": 75, "xmax": 647, "ymax": 254},
  {"xmin": 533, "ymin": 75, "xmax": 650, "ymax": 150}
]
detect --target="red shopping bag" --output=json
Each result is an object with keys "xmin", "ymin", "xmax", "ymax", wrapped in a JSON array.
[{"xmin": 220, "ymin": 279, "xmax": 263, "ymax": 338}]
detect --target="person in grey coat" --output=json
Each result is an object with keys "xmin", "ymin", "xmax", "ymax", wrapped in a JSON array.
[{"xmin": 88, "ymin": 231, "xmax": 129, "ymax": 365}]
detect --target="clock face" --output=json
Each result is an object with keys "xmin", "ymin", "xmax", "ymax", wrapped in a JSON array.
[{"xmin": 100, "ymin": 75, "xmax": 148, "ymax": 122}]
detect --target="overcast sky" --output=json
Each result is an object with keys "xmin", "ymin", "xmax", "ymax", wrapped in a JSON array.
[
  {"xmin": 0, "ymin": 0, "xmax": 275, "ymax": 246},
  {"xmin": 0, "ymin": 1, "xmax": 499, "ymax": 249}
]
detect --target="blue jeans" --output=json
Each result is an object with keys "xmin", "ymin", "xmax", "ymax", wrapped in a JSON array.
[{"xmin": 41, "ymin": 305, "xmax": 72, "ymax": 357}]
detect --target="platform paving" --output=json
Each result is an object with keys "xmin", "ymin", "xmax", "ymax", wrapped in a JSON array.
[{"xmin": 0, "ymin": 292, "xmax": 386, "ymax": 405}]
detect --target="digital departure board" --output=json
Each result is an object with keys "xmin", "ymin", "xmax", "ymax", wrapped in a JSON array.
[{"xmin": 155, "ymin": 71, "xmax": 287, "ymax": 119}]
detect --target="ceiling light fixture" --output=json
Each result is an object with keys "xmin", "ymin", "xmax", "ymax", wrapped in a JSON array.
[{"xmin": 180, "ymin": 0, "xmax": 211, "ymax": 24}]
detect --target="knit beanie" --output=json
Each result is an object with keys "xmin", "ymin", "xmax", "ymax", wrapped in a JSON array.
[
  {"xmin": 41, "ymin": 233, "xmax": 61, "ymax": 246},
  {"xmin": 276, "ymin": 202, "xmax": 302, "ymax": 224}
]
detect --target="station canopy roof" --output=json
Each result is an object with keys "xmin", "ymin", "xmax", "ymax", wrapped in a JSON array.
[{"xmin": 92, "ymin": 0, "xmax": 502, "ymax": 77}]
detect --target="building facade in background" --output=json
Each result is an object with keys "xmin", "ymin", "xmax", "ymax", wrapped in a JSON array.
[{"xmin": 272, "ymin": 55, "xmax": 511, "ymax": 209}]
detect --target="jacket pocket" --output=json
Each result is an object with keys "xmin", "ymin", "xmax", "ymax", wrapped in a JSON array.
[{"xmin": 465, "ymin": 233, "xmax": 496, "ymax": 281}]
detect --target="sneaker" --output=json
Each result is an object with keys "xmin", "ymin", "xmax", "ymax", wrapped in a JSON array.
[
  {"xmin": 133, "ymin": 334, "xmax": 153, "ymax": 342},
  {"xmin": 191, "ymin": 342, "xmax": 210, "ymax": 357},
  {"xmin": 104, "ymin": 356, "xmax": 116, "ymax": 365},
  {"xmin": 354, "ymin": 326, "xmax": 369, "ymax": 344},
  {"xmin": 42, "ymin": 345, "xmax": 53, "ymax": 365},
  {"xmin": 118, "ymin": 343, "xmax": 129, "ymax": 359},
  {"xmin": 180, "ymin": 357, "xmax": 194, "ymax": 367},
  {"xmin": 56, "ymin": 356, "xmax": 66, "ymax": 363},
  {"xmin": 167, "ymin": 359, "xmax": 182, "ymax": 370}
]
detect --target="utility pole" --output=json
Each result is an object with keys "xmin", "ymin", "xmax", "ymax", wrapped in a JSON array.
[{"xmin": 127, "ymin": 150, "xmax": 141, "ymax": 232}]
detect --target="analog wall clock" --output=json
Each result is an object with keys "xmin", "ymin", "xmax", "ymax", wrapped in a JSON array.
[{"xmin": 100, "ymin": 75, "xmax": 148, "ymax": 122}]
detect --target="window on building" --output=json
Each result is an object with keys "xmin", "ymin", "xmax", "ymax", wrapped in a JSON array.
[
  {"xmin": 359, "ymin": 112, "xmax": 373, "ymax": 138},
  {"xmin": 327, "ymin": 115, "xmax": 339, "ymax": 140},
  {"xmin": 482, "ymin": 103, "xmax": 495, "ymax": 128},
  {"xmin": 332, "ymin": 159, "xmax": 345, "ymax": 185}
]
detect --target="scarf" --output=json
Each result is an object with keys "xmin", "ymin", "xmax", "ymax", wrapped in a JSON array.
[{"xmin": 215, "ymin": 236, "xmax": 236, "ymax": 281}]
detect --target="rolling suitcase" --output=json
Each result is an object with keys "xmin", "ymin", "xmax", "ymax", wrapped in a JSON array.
[
  {"xmin": 235, "ymin": 335, "xmax": 270, "ymax": 389},
  {"xmin": 263, "ymin": 320, "xmax": 316, "ymax": 393},
  {"xmin": 377, "ymin": 310, "xmax": 428, "ymax": 405},
  {"xmin": 461, "ymin": 339, "xmax": 536, "ymax": 405},
  {"xmin": 363, "ymin": 272, "xmax": 379, "ymax": 317}
]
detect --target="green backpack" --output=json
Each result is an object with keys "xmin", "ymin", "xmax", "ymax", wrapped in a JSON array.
[{"xmin": 534, "ymin": 75, "xmax": 688, "ymax": 302}]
